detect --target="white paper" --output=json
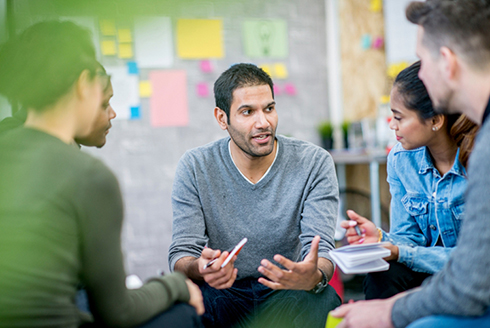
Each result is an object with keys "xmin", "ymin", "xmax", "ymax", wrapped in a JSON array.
[
  {"xmin": 134, "ymin": 17, "xmax": 173, "ymax": 68},
  {"xmin": 105, "ymin": 66, "xmax": 140, "ymax": 120},
  {"xmin": 330, "ymin": 242, "xmax": 391, "ymax": 274}
]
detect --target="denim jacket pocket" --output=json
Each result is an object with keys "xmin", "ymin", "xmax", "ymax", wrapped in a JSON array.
[
  {"xmin": 450, "ymin": 201, "xmax": 465, "ymax": 233},
  {"xmin": 401, "ymin": 194, "xmax": 430, "ymax": 230}
]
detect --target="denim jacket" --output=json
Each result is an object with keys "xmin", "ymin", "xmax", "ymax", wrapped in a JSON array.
[{"xmin": 381, "ymin": 142, "xmax": 467, "ymax": 274}]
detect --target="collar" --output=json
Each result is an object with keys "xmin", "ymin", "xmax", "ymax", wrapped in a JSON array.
[
  {"xmin": 418, "ymin": 146, "xmax": 466, "ymax": 177},
  {"xmin": 483, "ymin": 97, "xmax": 490, "ymax": 124}
]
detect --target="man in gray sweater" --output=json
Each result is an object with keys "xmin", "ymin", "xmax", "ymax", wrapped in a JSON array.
[
  {"xmin": 168, "ymin": 63, "xmax": 341, "ymax": 327},
  {"xmin": 331, "ymin": 1, "xmax": 490, "ymax": 327}
]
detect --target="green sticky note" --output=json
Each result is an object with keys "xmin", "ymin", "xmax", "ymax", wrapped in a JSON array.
[
  {"xmin": 243, "ymin": 19, "xmax": 288, "ymax": 58},
  {"xmin": 326, "ymin": 312, "xmax": 343, "ymax": 328}
]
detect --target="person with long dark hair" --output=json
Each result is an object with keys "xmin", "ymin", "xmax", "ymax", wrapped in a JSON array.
[{"xmin": 341, "ymin": 61, "xmax": 478, "ymax": 299}]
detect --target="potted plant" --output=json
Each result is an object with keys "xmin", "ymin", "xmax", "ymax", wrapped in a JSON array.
[
  {"xmin": 341, "ymin": 121, "xmax": 351, "ymax": 149},
  {"xmin": 318, "ymin": 121, "xmax": 334, "ymax": 150}
]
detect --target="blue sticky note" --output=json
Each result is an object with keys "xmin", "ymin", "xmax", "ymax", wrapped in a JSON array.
[
  {"xmin": 361, "ymin": 34, "xmax": 372, "ymax": 50},
  {"xmin": 127, "ymin": 61, "xmax": 139, "ymax": 74},
  {"xmin": 130, "ymin": 106, "xmax": 141, "ymax": 119}
]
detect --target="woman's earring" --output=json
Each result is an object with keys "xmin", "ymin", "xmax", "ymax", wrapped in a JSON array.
[{"xmin": 432, "ymin": 126, "xmax": 438, "ymax": 131}]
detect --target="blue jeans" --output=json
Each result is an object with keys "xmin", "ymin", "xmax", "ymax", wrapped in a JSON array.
[
  {"xmin": 407, "ymin": 308, "xmax": 490, "ymax": 328},
  {"xmin": 200, "ymin": 278, "xmax": 341, "ymax": 328}
]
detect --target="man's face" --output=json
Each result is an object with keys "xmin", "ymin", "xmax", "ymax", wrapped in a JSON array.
[
  {"xmin": 416, "ymin": 26, "xmax": 454, "ymax": 115},
  {"xmin": 75, "ymin": 82, "xmax": 116, "ymax": 148},
  {"xmin": 225, "ymin": 84, "xmax": 278, "ymax": 158}
]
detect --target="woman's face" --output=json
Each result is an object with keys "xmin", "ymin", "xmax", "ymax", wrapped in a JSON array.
[
  {"xmin": 75, "ymin": 70, "xmax": 105, "ymax": 138},
  {"xmin": 75, "ymin": 81, "xmax": 115, "ymax": 148},
  {"xmin": 388, "ymin": 86, "xmax": 435, "ymax": 150}
]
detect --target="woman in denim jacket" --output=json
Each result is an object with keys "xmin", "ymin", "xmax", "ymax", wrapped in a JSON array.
[{"xmin": 341, "ymin": 61, "xmax": 478, "ymax": 300}]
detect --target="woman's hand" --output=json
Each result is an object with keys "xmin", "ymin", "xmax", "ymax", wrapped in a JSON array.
[{"xmin": 340, "ymin": 210, "xmax": 380, "ymax": 244}]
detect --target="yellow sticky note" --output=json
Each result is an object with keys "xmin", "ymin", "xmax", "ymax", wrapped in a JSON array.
[
  {"xmin": 118, "ymin": 43, "xmax": 133, "ymax": 59},
  {"xmin": 100, "ymin": 19, "xmax": 116, "ymax": 36},
  {"xmin": 370, "ymin": 0, "xmax": 382, "ymax": 12},
  {"xmin": 260, "ymin": 64, "xmax": 273, "ymax": 78},
  {"xmin": 139, "ymin": 81, "xmax": 152, "ymax": 97},
  {"xmin": 101, "ymin": 40, "xmax": 116, "ymax": 56},
  {"xmin": 274, "ymin": 63, "xmax": 288, "ymax": 79},
  {"xmin": 177, "ymin": 19, "xmax": 224, "ymax": 59},
  {"xmin": 387, "ymin": 62, "xmax": 409, "ymax": 79},
  {"xmin": 118, "ymin": 29, "xmax": 132, "ymax": 43}
]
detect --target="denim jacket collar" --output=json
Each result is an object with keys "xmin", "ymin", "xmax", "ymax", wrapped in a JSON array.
[{"xmin": 418, "ymin": 147, "xmax": 466, "ymax": 177}]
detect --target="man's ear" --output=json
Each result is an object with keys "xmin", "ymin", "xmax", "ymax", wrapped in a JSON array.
[
  {"xmin": 440, "ymin": 46, "xmax": 459, "ymax": 84},
  {"xmin": 214, "ymin": 107, "xmax": 228, "ymax": 131}
]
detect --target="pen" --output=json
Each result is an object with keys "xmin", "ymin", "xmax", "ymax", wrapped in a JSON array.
[{"xmin": 348, "ymin": 220, "xmax": 362, "ymax": 236}]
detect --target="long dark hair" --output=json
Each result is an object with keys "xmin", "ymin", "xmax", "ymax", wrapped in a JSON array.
[{"xmin": 394, "ymin": 60, "xmax": 478, "ymax": 168}]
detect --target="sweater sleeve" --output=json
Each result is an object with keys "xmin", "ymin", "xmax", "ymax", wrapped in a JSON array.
[
  {"xmin": 77, "ymin": 161, "xmax": 190, "ymax": 327},
  {"xmin": 299, "ymin": 149, "xmax": 338, "ymax": 263},
  {"xmin": 391, "ymin": 122, "xmax": 490, "ymax": 328}
]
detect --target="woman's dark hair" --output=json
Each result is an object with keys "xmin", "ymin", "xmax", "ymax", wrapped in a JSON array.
[
  {"xmin": 395, "ymin": 60, "xmax": 478, "ymax": 169},
  {"xmin": 0, "ymin": 20, "xmax": 98, "ymax": 111}
]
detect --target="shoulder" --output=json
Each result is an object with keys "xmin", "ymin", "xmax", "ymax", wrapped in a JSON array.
[
  {"xmin": 278, "ymin": 135, "xmax": 331, "ymax": 162},
  {"xmin": 179, "ymin": 137, "xmax": 228, "ymax": 164},
  {"xmin": 388, "ymin": 143, "xmax": 425, "ymax": 163}
]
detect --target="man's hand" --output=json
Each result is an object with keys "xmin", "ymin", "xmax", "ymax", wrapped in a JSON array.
[
  {"xmin": 329, "ymin": 297, "xmax": 397, "ymax": 328},
  {"xmin": 257, "ymin": 235, "xmax": 327, "ymax": 291},
  {"xmin": 199, "ymin": 247, "xmax": 238, "ymax": 289},
  {"xmin": 185, "ymin": 279, "xmax": 205, "ymax": 315},
  {"xmin": 340, "ymin": 210, "xmax": 379, "ymax": 244}
]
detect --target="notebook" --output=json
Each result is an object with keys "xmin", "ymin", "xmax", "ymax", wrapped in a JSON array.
[{"xmin": 330, "ymin": 242, "xmax": 391, "ymax": 274}]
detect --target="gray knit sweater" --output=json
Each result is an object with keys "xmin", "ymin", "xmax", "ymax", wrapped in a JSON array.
[
  {"xmin": 392, "ymin": 106, "xmax": 490, "ymax": 327},
  {"xmin": 168, "ymin": 135, "xmax": 338, "ymax": 279}
]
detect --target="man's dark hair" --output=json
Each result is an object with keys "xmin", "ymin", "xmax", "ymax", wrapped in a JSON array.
[
  {"xmin": 214, "ymin": 63, "xmax": 274, "ymax": 123},
  {"xmin": 406, "ymin": 0, "xmax": 490, "ymax": 69},
  {"xmin": 0, "ymin": 20, "xmax": 98, "ymax": 111}
]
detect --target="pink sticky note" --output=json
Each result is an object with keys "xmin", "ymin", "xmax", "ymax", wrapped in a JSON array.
[
  {"xmin": 197, "ymin": 82, "xmax": 209, "ymax": 97},
  {"xmin": 284, "ymin": 83, "xmax": 297, "ymax": 96},
  {"xmin": 372, "ymin": 36, "xmax": 384, "ymax": 49},
  {"xmin": 200, "ymin": 60, "xmax": 212, "ymax": 73},
  {"xmin": 149, "ymin": 70, "xmax": 189, "ymax": 127},
  {"xmin": 273, "ymin": 84, "xmax": 282, "ymax": 96}
]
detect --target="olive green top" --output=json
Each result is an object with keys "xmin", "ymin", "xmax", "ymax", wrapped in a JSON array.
[{"xmin": 0, "ymin": 127, "xmax": 189, "ymax": 328}]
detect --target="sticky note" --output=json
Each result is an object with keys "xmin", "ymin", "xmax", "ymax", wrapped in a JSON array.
[
  {"xmin": 177, "ymin": 19, "xmax": 224, "ymax": 59},
  {"xmin": 149, "ymin": 70, "xmax": 189, "ymax": 127},
  {"xmin": 260, "ymin": 64, "xmax": 273, "ymax": 78},
  {"xmin": 273, "ymin": 84, "xmax": 282, "ymax": 96},
  {"xmin": 139, "ymin": 81, "xmax": 152, "ymax": 97},
  {"xmin": 127, "ymin": 61, "xmax": 139, "ymax": 74},
  {"xmin": 274, "ymin": 63, "xmax": 288, "ymax": 79},
  {"xmin": 134, "ymin": 16, "xmax": 173, "ymax": 68},
  {"xmin": 130, "ymin": 106, "xmax": 141, "ymax": 119},
  {"xmin": 361, "ymin": 34, "xmax": 372, "ymax": 50},
  {"xmin": 387, "ymin": 62, "xmax": 409, "ymax": 79},
  {"xmin": 117, "ymin": 28, "xmax": 132, "ymax": 43},
  {"xmin": 197, "ymin": 82, "xmax": 209, "ymax": 97},
  {"xmin": 118, "ymin": 43, "xmax": 133, "ymax": 59},
  {"xmin": 200, "ymin": 60, "xmax": 213, "ymax": 73},
  {"xmin": 284, "ymin": 83, "xmax": 297, "ymax": 96},
  {"xmin": 101, "ymin": 40, "xmax": 117, "ymax": 56},
  {"xmin": 370, "ymin": 0, "xmax": 382, "ymax": 12},
  {"xmin": 243, "ymin": 19, "xmax": 288, "ymax": 58},
  {"xmin": 100, "ymin": 19, "xmax": 116, "ymax": 36},
  {"xmin": 372, "ymin": 36, "xmax": 384, "ymax": 49}
]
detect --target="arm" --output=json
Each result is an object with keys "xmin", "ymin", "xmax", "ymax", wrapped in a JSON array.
[
  {"xmin": 391, "ymin": 127, "xmax": 490, "ymax": 327},
  {"xmin": 258, "ymin": 150, "xmax": 338, "ymax": 290},
  {"xmin": 169, "ymin": 153, "xmax": 237, "ymax": 289},
  {"xmin": 78, "ymin": 162, "xmax": 192, "ymax": 327}
]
